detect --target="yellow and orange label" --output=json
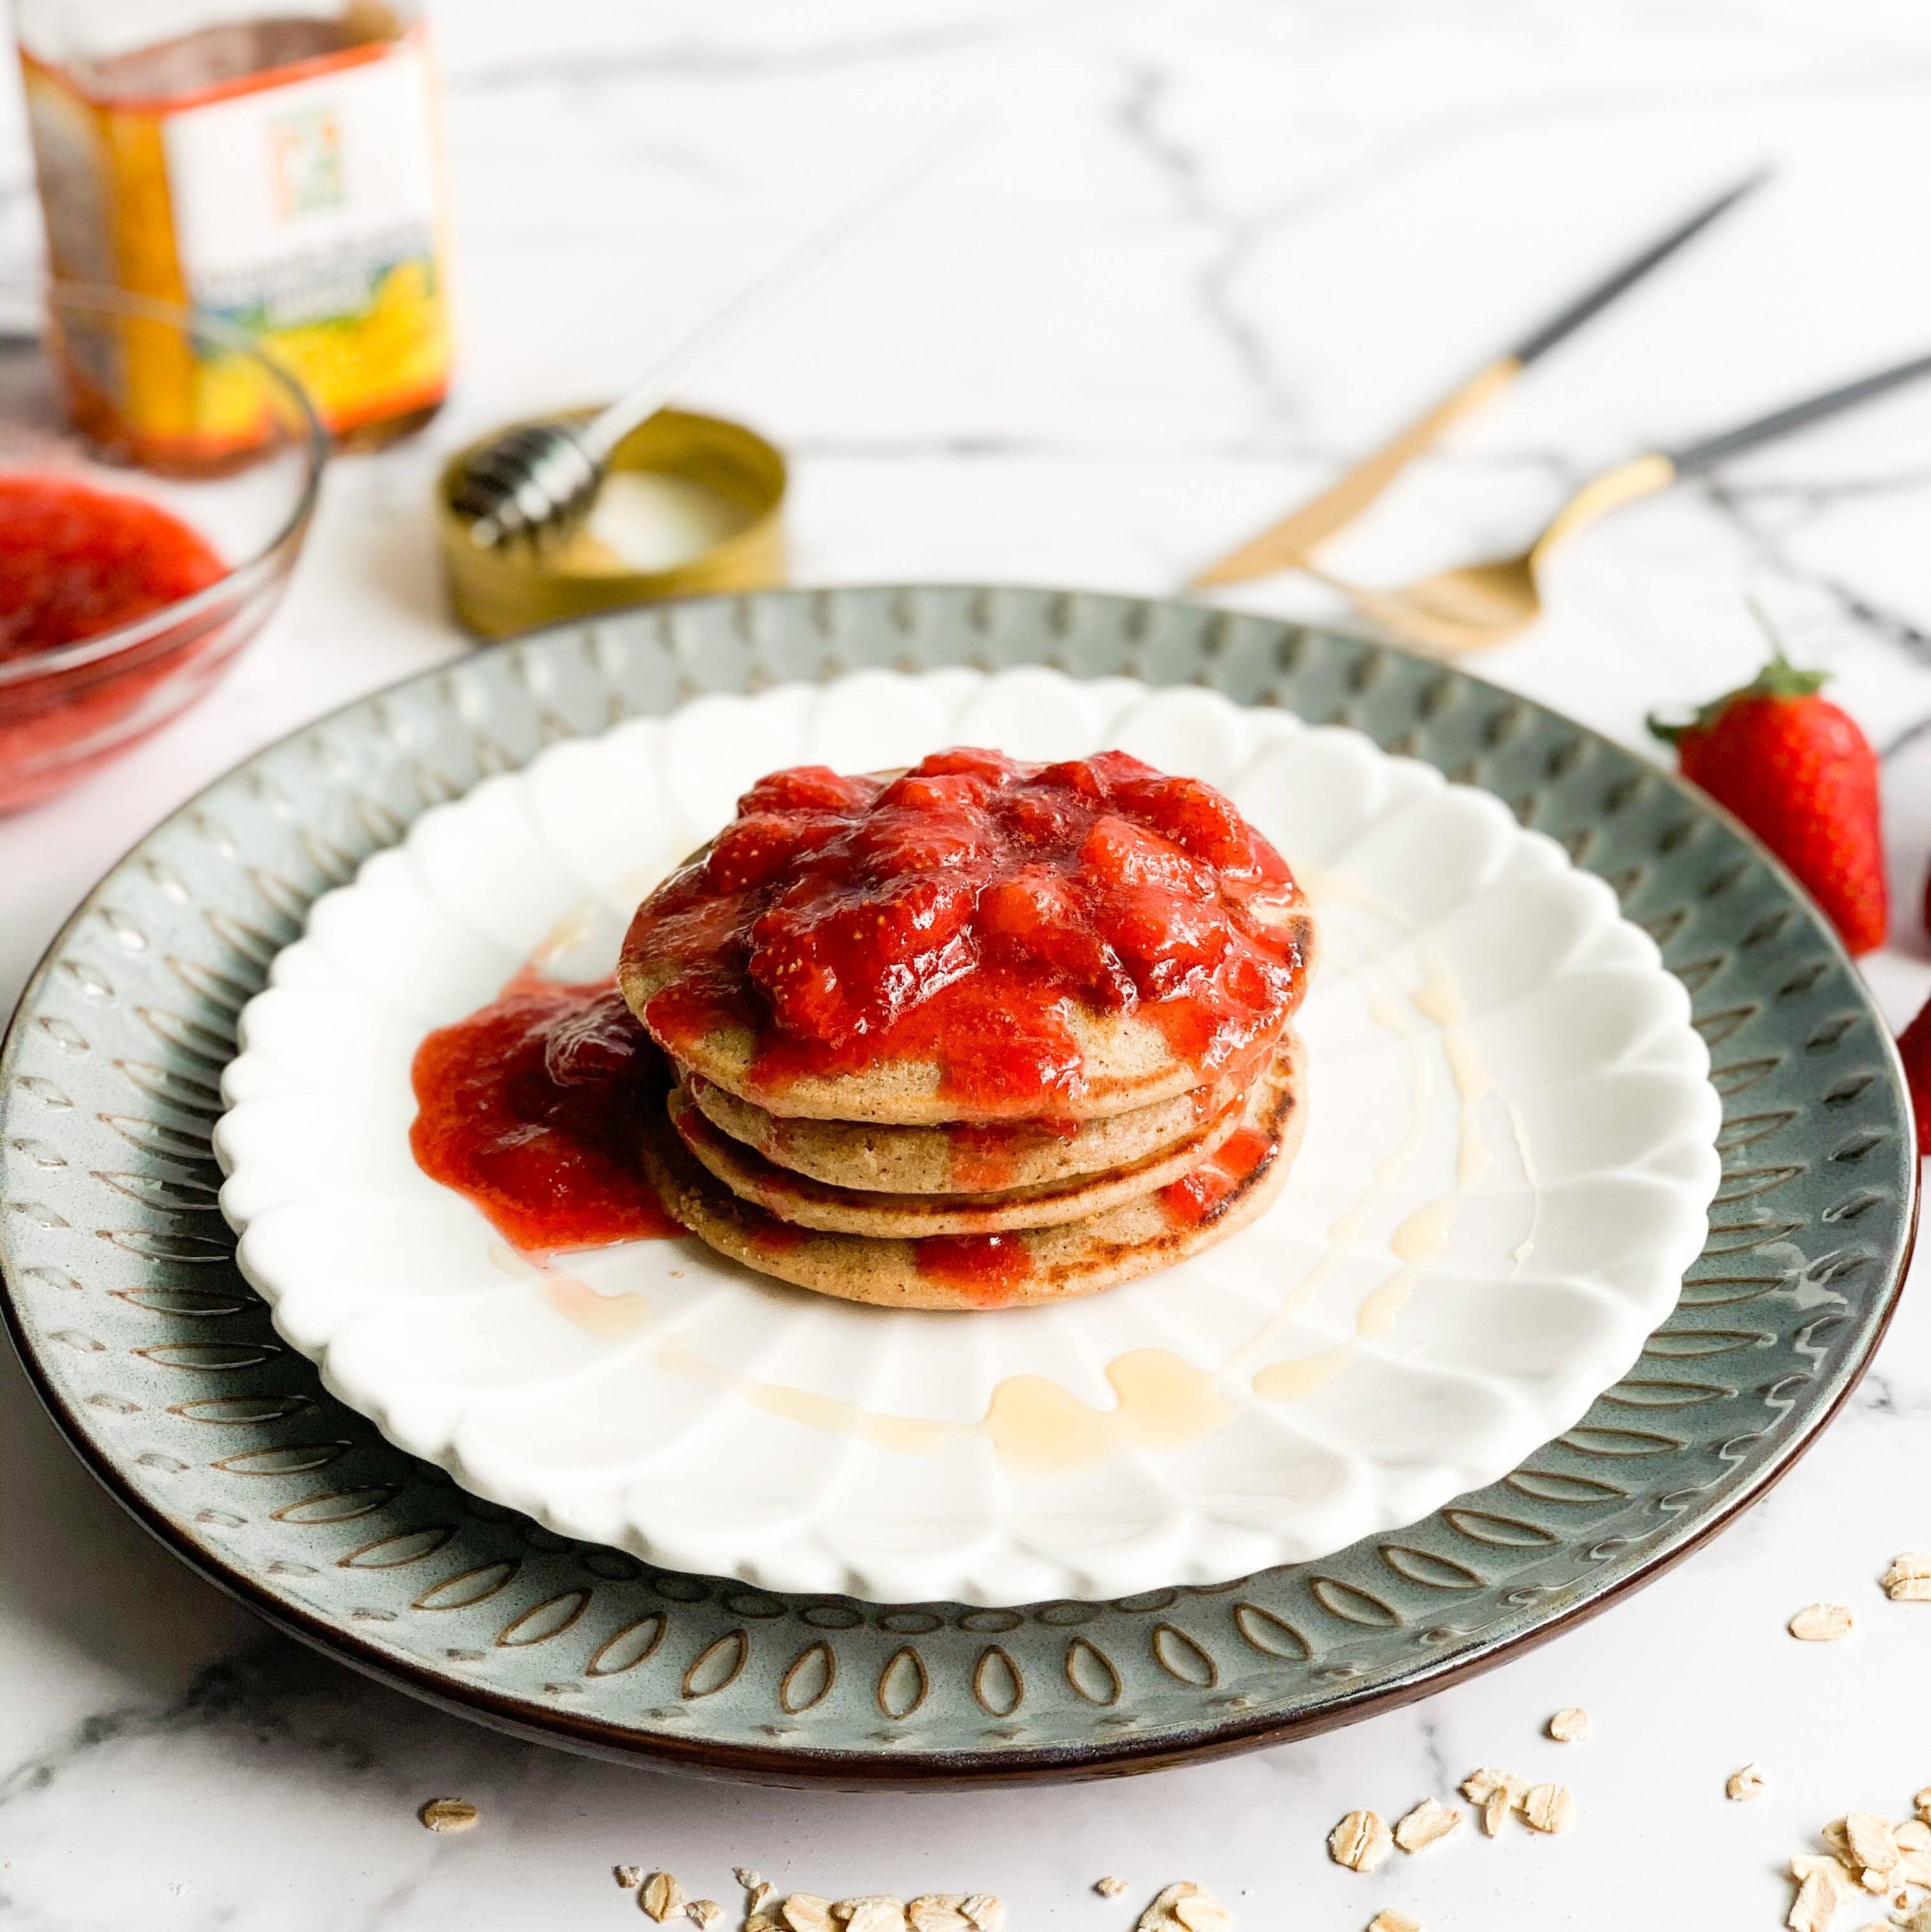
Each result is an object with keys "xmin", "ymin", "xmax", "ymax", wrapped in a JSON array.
[{"xmin": 22, "ymin": 24, "xmax": 453, "ymax": 461}]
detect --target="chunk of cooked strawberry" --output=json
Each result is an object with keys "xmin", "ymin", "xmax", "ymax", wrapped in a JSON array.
[
  {"xmin": 1032, "ymin": 756, "xmax": 1111, "ymax": 804},
  {"xmin": 870, "ymin": 871, "xmax": 979, "ymax": 954},
  {"xmin": 978, "ymin": 868, "xmax": 1132, "ymax": 1006},
  {"xmin": 995, "ymin": 787, "xmax": 1085, "ymax": 847},
  {"xmin": 1108, "ymin": 886, "xmax": 1233, "ymax": 997},
  {"xmin": 706, "ymin": 810, "xmax": 850, "ymax": 893},
  {"xmin": 750, "ymin": 873, "xmax": 978, "ymax": 1043},
  {"xmin": 848, "ymin": 805, "xmax": 992, "ymax": 875},
  {"xmin": 1079, "ymin": 814, "xmax": 1205, "ymax": 894},
  {"xmin": 1115, "ymin": 771, "xmax": 1278, "ymax": 876},
  {"xmin": 913, "ymin": 746, "xmax": 1018, "ymax": 784},
  {"xmin": 876, "ymin": 771, "xmax": 991, "ymax": 813},
  {"xmin": 737, "ymin": 765, "xmax": 877, "ymax": 815}
]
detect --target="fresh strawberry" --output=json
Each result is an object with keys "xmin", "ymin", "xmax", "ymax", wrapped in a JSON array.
[
  {"xmin": 1898, "ymin": 992, "xmax": 1931, "ymax": 1149},
  {"xmin": 1650, "ymin": 650, "xmax": 1887, "ymax": 954}
]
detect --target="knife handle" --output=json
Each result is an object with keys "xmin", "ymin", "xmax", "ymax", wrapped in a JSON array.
[{"xmin": 1668, "ymin": 351, "xmax": 1931, "ymax": 475}]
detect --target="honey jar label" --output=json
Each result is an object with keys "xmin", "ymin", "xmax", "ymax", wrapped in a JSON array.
[{"xmin": 23, "ymin": 26, "xmax": 454, "ymax": 457}]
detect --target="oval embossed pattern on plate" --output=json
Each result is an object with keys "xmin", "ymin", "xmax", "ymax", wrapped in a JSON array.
[{"xmin": 0, "ymin": 586, "xmax": 1915, "ymax": 1786}]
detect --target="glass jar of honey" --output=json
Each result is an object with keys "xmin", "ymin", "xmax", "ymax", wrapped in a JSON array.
[{"xmin": 14, "ymin": 0, "xmax": 454, "ymax": 463}]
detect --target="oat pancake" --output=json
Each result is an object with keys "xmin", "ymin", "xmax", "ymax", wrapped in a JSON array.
[
  {"xmin": 616, "ymin": 742, "xmax": 1317, "ymax": 1126},
  {"xmin": 680, "ymin": 1063, "xmax": 1257, "ymax": 1194},
  {"xmin": 666, "ymin": 1077, "xmax": 1252, "ymax": 1237},
  {"xmin": 639, "ymin": 1033, "xmax": 1306, "ymax": 1310},
  {"xmin": 620, "ymin": 939, "xmax": 1281, "ymax": 1124}
]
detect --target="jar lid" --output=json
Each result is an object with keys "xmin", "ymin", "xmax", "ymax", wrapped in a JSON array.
[{"xmin": 437, "ymin": 406, "xmax": 787, "ymax": 638}]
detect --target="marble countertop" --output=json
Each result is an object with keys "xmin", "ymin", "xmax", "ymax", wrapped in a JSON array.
[{"xmin": 4, "ymin": 1, "xmax": 1930, "ymax": 1926}]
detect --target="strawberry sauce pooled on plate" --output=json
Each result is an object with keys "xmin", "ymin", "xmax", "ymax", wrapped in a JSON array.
[
  {"xmin": 409, "ymin": 973, "xmax": 680, "ymax": 1252},
  {"xmin": 621, "ymin": 747, "xmax": 1313, "ymax": 1118}
]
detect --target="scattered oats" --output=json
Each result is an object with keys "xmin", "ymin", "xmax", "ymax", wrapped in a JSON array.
[
  {"xmin": 961, "ymin": 1899, "xmax": 1005, "ymax": 1932},
  {"xmin": 908, "ymin": 1898, "xmax": 970, "ymax": 1932},
  {"xmin": 1138, "ymin": 1883, "xmax": 1213, "ymax": 1932},
  {"xmin": 1546, "ymin": 1706, "xmax": 1591, "ymax": 1743},
  {"xmin": 782, "ymin": 1899, "xmax": 837, "ymax": 1932},
  {"xmin": 843, "ymin": 1902, "xmax": 906, "ymax": 1932},
  {"xmin": 1790, "ymin": 1857, "xmax": 1843, "ymax": 1883},
  {"xmin": 689, "ymin": 1905, "xmax": 723, "ymax": 1929},
  {"xmin": 1170, "ymin": 1891, "xmax": 1230, "ymax": 1932},
  {"xmin": 617, "ymin": 1868, "xmax": 646, "ymax": 1890},
  {"xmin": 1882, "ymin": 1552, "xmax": 1931, "ymax": 1591},
  {"xmin": 746, "ymin": 1917, "xmax": 780, "ymax": 1932},
  {"xmin": 1329, "ymin": 1811, "xmax": 1394, "ymax": 1873},
  {"xmin": 1368, "ymin": 1914, "xmax": 1421, "ymax": 1932},
  {"xmin": 1896, "ymin": 1848, "xmax": 1931, "ymax": 1888},
  {"xmin": 1094, "ymin": 1880, "xmax": 1128, "ymax": 1900},
  {"xmin": 1917, "ymin": 1789, "xmax": 1931, "ymax": 1824},
  {"xmin": 1824, "ymin": 1820, "xmax": 1854, "ymax": 1859},
  {"xmin": 1787, "ymin": 1862, "xmax": 1855, "ymax": 1932},
  {"xmin": 1393, "ymin": 1798, "xmax": 1463, "ymax": 1854},
  {"xmin": 1460, "ymin": 1768, "xmax": 1523, "ymax": 1806},
  {"xmin": 1521, "ymin": 1784, "xmax": 1576, "ymax": 1836},
  {"xmin": 418, "ymin": 1798, "xmax": 479, "ymax": 1834},
  {"xmin": 1889, "ymin": 1578, "xmax": 1931, "ymax": 1604},
  {"xmin": 749, "ymin": 1888, "xmax": 776, "ymax": 1919},
  {"xmin": 1136, "ymin": 1888, "xmax": 1182, "ymax": 1932},
  {"xmin": 643, "ymin": 1874, "xmax": 689, "ymax": 1923},
  {"xmin": 1728, "ymin": 1764, "xmax": 1771, "ymax": 1802},
  {"xmin": 1900, "ymin": 1904, "xmax": 1931, "ymax": 1932},
  {"xmin": 1897, "ymin": 1820, "xmax": 1931, "ymax": 1851},
  {"xmin": 1789, "ymin": 1603, "xmax": 1855, "ymax": 1642},
  {"xmin": 1462, "ymin": 1770, "xmax": 1526, "ymax": 1837},
  {"xmin": 1845, "ymin": 1815, "xmax": 1900, "ymax": 1874},
  {"xmin": 737, "ymin": 1874, "xmax": 766, "ymax": 1895}
]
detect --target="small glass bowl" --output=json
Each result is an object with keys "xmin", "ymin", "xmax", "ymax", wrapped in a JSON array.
[{"xmin": 0, "ymin": 282, "xmax": 327, "ymax": 812}]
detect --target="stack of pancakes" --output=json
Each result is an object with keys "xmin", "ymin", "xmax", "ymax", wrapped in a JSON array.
[
  {"xmin": 624, "ymin": 954, "xmax": 1311, "ymax": 1315},
  {"xmin": 620, "ymin": 748, "xmax": 1315, "ymax": 1310}
]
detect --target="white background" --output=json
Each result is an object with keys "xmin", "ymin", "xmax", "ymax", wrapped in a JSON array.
[{"xmin": 3, "ymin": 3, "xmax": 1931, "ymax": 1928}]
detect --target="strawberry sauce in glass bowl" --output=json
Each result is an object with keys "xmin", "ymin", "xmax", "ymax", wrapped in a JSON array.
[{"xmin": 0, "ymin": 282, "xmax": 325, "ymax": 811}]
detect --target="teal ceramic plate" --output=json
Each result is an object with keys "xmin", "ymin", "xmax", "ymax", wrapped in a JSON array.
[{"xmin": 1, "ymin": 587, "xmax": 1914, "ymax": 1786}]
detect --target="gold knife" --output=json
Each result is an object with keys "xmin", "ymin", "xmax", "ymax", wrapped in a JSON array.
[{"xmin": 1189, "ymin": 167, "xmax": 1770, "ymax": 590}]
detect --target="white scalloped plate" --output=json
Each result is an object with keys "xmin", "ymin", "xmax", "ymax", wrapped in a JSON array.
[{"xmin": 213, "ymin": 668, "xmax": 1721, "ymax": 1606}]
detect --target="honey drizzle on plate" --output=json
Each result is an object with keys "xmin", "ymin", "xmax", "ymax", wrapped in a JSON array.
[{"xmin": 1251, "ymin": 948, "xmax": 1493, "ymax": 1401}]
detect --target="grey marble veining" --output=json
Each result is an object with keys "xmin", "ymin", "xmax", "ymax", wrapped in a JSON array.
[{"xmin": 3, "ymin": 1, "xmax": 1930, "ymax": 1926}]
